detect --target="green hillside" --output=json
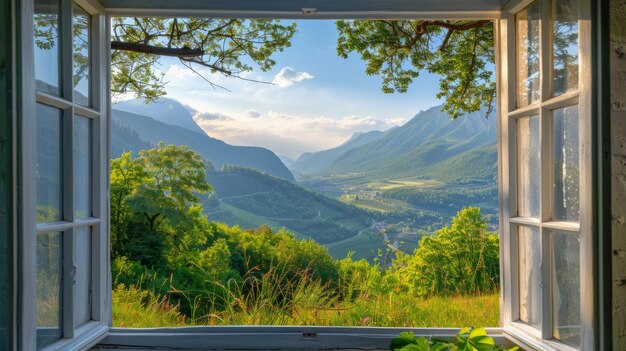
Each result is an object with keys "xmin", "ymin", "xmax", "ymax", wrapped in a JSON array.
[
  {"xmin": 316, "ymin": 106, "xmax": 496, "ymax": 180},
  {"xmin": 419, "ymin": 143, "xmax": 498, "ymax": 184},
  {"xmin": 111, "ymin": 119, "xmax": 152, "ymax": 158},
  {"xmin": 205, "ymin": 166, "xmax": 384, "ymax": 260},
  {"xmin": 291, "ymin": 130, "xmax": 387, "ymax": 174}
]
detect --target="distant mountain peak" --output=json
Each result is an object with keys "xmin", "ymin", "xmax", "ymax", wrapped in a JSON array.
[{"xmin": 113, "ymin": 97, "xmax": 206, "ymax": 135}]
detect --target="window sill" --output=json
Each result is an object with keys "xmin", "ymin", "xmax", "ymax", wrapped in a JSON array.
[
  {"xmin": 93, "ymin": 326, "xmax": 513, "ymax": 350},
  {"xmin": 41, "ymin": 322, "xmax": 108, "ymax": 351},
  {"xmin": 504, "ymin": 326, "xmax": 580, "ymax": 351}
]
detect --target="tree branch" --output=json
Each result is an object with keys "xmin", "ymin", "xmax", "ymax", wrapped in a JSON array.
[
  {"xmin": 111, "ymin": 41, "xmax": 204, "ymax": 58},
  {"xmin": 428, "ymin": 20, "xmax": 490, "ymax": 32}
]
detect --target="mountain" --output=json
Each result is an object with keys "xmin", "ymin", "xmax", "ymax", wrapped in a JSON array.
[
  {"xmin": 419, "ymin": 143, "xmax": 498, "ymax": 184},
  {"xmin": 291, "ymin": 130, "xmax": 387, "ymax": 173},
  {"xmin": 113, "ymin": 98, "xmax": 206, "ymax": 135},
  {"xmin": 319, "ymin": 106, "xmax": 497, "ymax": 180},
  {"xmin": 204, "ymin": 165, "xmax": 380, "ymax": 259},
  {"xmin": 278, "ymin": 154, "xmax": 296, "ymax": 168},
  {"xmin": 112, "ymin": 109, "xmax": 295, "ymax": 181},
  {"xmin": 111, "ymin": 119, "xmax": 151, "ymax": 159}
]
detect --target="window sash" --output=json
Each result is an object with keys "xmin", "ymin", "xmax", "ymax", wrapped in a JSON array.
[
  {"xmin": 497, "ymin": 0, "xmax": 594, "ymax": 349},
  {"xmin": 21, "ymin": 0, "xmax": 110, "ymax": 349}
]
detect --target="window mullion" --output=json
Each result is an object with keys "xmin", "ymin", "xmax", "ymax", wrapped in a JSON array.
[
  {"xmin": 540, "ymin": 0, "xmax": 552, "ymax": 102},
  {"xmin": 61, "ymin": 0, "xmax": 76, "ymax": 339},
  {"xmin": 540, "ymin": 228, "xmax": 553, "ymax": 339}
]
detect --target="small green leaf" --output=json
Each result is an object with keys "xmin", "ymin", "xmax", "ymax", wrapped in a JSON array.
[
  {"xmin": 400, "ymin": 345, "xmax": 428, "ymax": 351},
  {"xmin": 415, "ymin": 336, "xmax": 431, "ymax": 351},
  {"xmin": 391, "ymin": 331, "xmax": 418, "ymax": 351},
  {"xmin": 469, "ymin": 328, "xmax": 488, "ymax": 339}
]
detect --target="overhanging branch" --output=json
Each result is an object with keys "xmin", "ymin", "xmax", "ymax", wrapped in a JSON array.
[{"xmin": 111, "ymin": 41, "xmax": 204, "ymax": 58}]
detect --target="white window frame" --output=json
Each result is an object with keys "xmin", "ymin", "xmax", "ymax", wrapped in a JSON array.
[
  {"xmin": 13, "ymin": 0, "xmax": 600, "ymax": 349},
  {"xmin": 19, "ymin": 0, "xmax": 111, "ymax": 349},
  {"xmin": 496, "ymin": 0, "xmax": 595, "ymax": 350}
]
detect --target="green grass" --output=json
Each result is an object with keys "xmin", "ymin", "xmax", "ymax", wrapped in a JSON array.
[
  {"xmin": 112, "ymin": 284, "xmax": 499, "ymax": 328},
  {"xmin": 112, "ymin": 284, "xmax": 189, "ymax": 328}
]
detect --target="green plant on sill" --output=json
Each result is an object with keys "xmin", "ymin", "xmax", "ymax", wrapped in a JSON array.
[{"xmin": 390, "ymin": 327, "xmax": 519, "ymax": 351}]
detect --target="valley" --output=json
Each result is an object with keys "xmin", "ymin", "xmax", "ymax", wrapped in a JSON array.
[{"xmin": 111, "ymin": 98, "xmax": 499, "ymax": 262}]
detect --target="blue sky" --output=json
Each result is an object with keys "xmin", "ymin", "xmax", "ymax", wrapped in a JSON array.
[{"xmin": 133, "ymin": 20, "xmax": 444, "ymax": 159}]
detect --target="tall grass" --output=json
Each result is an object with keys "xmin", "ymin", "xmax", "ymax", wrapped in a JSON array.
[{"xmin": 113, "ymin": 261, "xmax": 499, "ymax": 328}]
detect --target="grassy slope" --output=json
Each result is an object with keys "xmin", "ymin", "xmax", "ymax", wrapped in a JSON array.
[
  {"xmin": 206, "ymin": 166, "xmax": 375, "ymax": 248},
  {"xmin": 113, "ymin": 285, "xmax": 499, "ymax": 328}
]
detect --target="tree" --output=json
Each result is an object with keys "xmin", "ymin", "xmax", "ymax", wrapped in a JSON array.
[
  {"xmin": 336, "ymin": 20, "xmax": 495, "ymax": 119},
  {"xmin": 110, "ymin": 151, "xmax": 149, "ymax": 256},
  {"xmin": 110, "ymin": 18, "xmax": 297, "ymax": 100},
  {"xmin": 110, "ymin": 143, "xmax": 213, "ymax": 266},
  {"xmin": 127, "ymin": 142, "xmax": 212, "ymax": 233},
  {"xmin": 388, "ymin": 207, "xmax": 499, "ymax": 296}
]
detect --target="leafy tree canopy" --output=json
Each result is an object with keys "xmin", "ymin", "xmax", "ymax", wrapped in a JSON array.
[
  {"xmin": 109, "ymin": 18, "xmax": 495, "ymax": 118},
  {"xmin": 336, "ymin": 20, "xmax": 495, "ymax": 119},
  {"xmin": 110, "ymin": 18, "xmax": 297, "ymax": 100}
]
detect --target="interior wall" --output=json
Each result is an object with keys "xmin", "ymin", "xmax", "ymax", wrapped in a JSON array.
[
  {"xmin": 0, "ymin": 0, "xmax": 13, "ymax": 347},
  {"xmin": 611, "ymin": 0, "xmax": 626, "ymax": 348}
]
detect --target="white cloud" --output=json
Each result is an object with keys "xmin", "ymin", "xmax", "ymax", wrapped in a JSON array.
[
  {"xmin": 194, "ymin": 111, "xmax": 235, "ymax": 121},
  {"xmin": 193, "ymin": 109, "xmax": 404, "ymax": 158},
  {"xmin": 272, "ymin": 67, "xmax": 314, "ymax": 88},
  {"xmin": 244, "ymin": 109, "xmax": 261, "ymax": 118}
]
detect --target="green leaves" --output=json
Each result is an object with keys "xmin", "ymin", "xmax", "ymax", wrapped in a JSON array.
[
  {"xmin": 390, "ymin": 328, "xmax": 518, "ymax": 351},
  {"xmin": 110, "ymin": 18, "xmax": 296, "ymax": 101},
  {"xmin": 336, "ymin": 20, "xmax": 495, "ymax": 119}
]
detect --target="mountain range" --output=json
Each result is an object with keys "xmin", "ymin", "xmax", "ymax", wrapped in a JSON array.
[
  {"xmin": 292, "ymin": 105, "xmax": 497, "ymax": 183},
  {"xmin": 110, "ymin": 97, "xmax": 499, "ymax": 260},
  {"xmin": 111, "ymin": 98, "xmax": 294, "ymax": 181}
]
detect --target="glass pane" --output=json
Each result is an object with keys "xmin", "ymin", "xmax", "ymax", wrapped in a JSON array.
[
  {"xmin": 37, "ymin": 104, "xmax": 63, "ymax": 222},
  {"xmin": 37, "ymin": 232, "xmax": 62, "ymax": 349},
  {"xmin": 34, "ymin": 0, "xmax": 61, "ymax": 95},
  {"xmin": 518, "ymin": 226, "xmax": 541, "ymax": 327},
  {"xmin": 74, "ymin": 227, "xmax": 92, "ymax": 325},
  {"xmin": 553, "ymin": 105, "xmax": 580, "ymax": 221},
  {"xmin": 516, "ymin": 1, "xmax": 541, "ymax": 107},
  {"xmin": 73, "ymin": 4, "xmax": 90, "ymax": 106},
  {"xmin": 553, "ymin": 0, "xmax": 579, "ymax": 96},
  {"xmin": 517, "ymin": 115, "xmax": 541, "ymax": 218},
  {"xmin": 74, "ymin": 116, "xmax": 92, "ymax": 218},
  {"xmin": 552, "ymin": 231, "xmax": 580, "ymax": 348}
]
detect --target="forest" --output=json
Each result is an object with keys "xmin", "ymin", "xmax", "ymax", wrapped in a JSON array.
[{"xmin": 111, "ymin": 143, "xmax": 501, "ymax": 327}]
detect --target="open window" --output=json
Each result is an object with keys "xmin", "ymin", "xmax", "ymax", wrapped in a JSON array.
[
  {"xmin": 11, "ymin": 0, "xmax": 602, "ymax": 348},
  {"xmin": 497, "ymin": 0, "xmax": 594, "ymax": 349},
  {"xmin": 21, "ymin": 0, "xmax": 111, "ymax": 349}
]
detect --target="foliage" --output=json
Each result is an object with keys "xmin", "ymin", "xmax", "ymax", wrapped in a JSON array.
[
  {"xmin": 390, "ymin": 328, "xmax": 518, "ymax": 351},
  {"xmin": 112, "ymin": 284, "xmax": 188, "ymax": 327},
  {"xmin": 336, "ymin": 20, "xmax": 495, "ymax": 119},
  {"xmin": 110, "ymin": 18, "xmax": 296, "ymax": 100},
  {"xmin": 386, "ymin": 208, "xmax": 500, "ymax": 297},
  {"xmin": 207, "ymin": 165, "xmax": 372, "ymax": 244},
  {"xmin": 110, "ymin": 145, "xmax": 501, "ymax": 327}
]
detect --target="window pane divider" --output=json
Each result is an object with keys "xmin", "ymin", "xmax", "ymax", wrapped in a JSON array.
[
  {"xmin": 75, "ymin": 105, "xmax": 100, "ymax": 119},
  {"xmin": 36, "ymin": 91, "xmax": 72, "ymax": 110},
  {"xmin": 541, "ymin": 221, "xmax": 580, "ymax": 232},
  {"xmin": 74, "ymin": 217, "xmax": 100, "ymax": 227},
  {"xmin": 36, "ymin": 221, "xmax": 74, "ymax": 234},
  {"xmin": 510, "ymin": 216, "xmax": 542, "ymax": 226},
  {"xmin": 508, "ymin": 104, "xmax": 541, "ymax": 118},
  {"xmin": 541, "ymin": 91, "xmax": 579, "ymax": 111}
]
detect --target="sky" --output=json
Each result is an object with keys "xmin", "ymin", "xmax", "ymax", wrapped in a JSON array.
[{"xmin": 125, "ymin": 20, "xmax": 444, "ymax": 159}]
